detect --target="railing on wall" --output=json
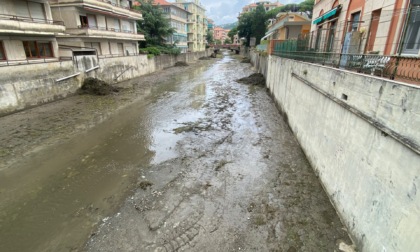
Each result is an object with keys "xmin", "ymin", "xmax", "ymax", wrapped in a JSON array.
[
  {"xmin": 269, "ymin": 39, "xmax": 420, "ymax": 85},
  {"xmin": 0, "ymin": 14, "xmax": 64, "ymax": 26}
]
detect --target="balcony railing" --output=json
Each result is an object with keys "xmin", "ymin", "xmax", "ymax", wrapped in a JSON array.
[
  {"xmin": 49, "ymin": 0, "xmax": 142, "ymax": 14},
  {"xmin": 0, "ymin": 14, "xmax": 64, "ymax": 26},
  {"xmin": 76, "ymin": 25, "xmax": 136, "ymax": 34}
]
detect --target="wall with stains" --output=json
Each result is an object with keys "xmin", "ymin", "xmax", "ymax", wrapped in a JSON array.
[{"xmin": 251, "ymin": 51, "xmax": 420, "ymax": 251}]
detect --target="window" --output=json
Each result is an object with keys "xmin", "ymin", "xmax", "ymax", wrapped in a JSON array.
[
  {"xmin": 0, "ymin": 41, "xmax": 6, "ymax": 60},
  {"xmin": 23, "ymin": 41, "xmax": 53, "ymax": 58},
  {"xmin": 350, "ymin": 12, "xmax": 361, "ymax": 32},
  {"xmin": 87, "ymin": 14, "xmax": 97, "ymax": 28},
  {"xmin": 14, "ymin": 1, "xmax": 46, "ymax": 20},
  {"xmin": 85, "ymin": 42, "xmax": 101, "ymax": 55},
  {"xmin": 80, "ymin": 16, "xmax": 88, "ymax": 28},
  {"xmin": 403, "ymin": 2, "xmax": 420, "ymax": 54}
]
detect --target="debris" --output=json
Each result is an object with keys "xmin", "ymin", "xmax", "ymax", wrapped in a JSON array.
[
  {"xmin": 138, "ymin": 181, "xmax": 153, "ymax": 190},
  {"xmin": 174, "ymin": 61, "xmax": 189, "ymax": 67},
  {"xmin": 199, "ymin": 56, "xmax": 211, "ymax": 60},
  {"xmin": 236, "ymin": 73, "xmax": 266, "ymax": 86},
  {"xmin": 80, "ymin": 77, "xmax": 120, "ymax": 96},
  {"xmin": 241, "ymin": 57, "xmax": 251, "ymax": 63}
]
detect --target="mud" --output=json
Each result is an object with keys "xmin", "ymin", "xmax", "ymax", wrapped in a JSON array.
[
  {"xmin": 81, "ymin": 77, "xmax": 121, "ymax": 95},
  {"xmin": 0, "ymin": 51, "xmax": 354, "ymax": 252},
  {"xmin": 241, "ymin": 57, "xmax": 251, "ymax": 63},
  {"xmin": 237, "ymin": 73, "xmax": 266, "ymax": 86},
  {"xmin": 174, "ymin": 61, "xmax": 189, "ymax": 67}
]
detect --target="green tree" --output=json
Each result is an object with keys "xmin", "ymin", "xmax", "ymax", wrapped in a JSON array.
[
  {"xmin": 224, "ymin": 38, "xmax": 232, "ymax": 44},
  {"xmin": 206, "ymin": 30, "xmax": 214, "ymax": 44},
  {"xmin": 215, "ymin": 39, "xmax": 222, "ymax": 45},
  {"xmin": 134, "ymin": 0, "xmax": 175, "ymax": 46},
  {"xmin": 228, "ymin": 27, "xmax": 238, "ymax": 42},
  {"xmin": 237, "ymin": 5, "xmax": 267, "ymax": 47},
  {"xmin": 265, "ymin": 0, "xmax": 315, "ymax": 19}
]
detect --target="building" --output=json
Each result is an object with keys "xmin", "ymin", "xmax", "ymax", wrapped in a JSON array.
[
  {"xmin": 49, "ymin": 0, "xmax": 144, "ymax": 57},
  {"xmin": 240, "ymin": 1, "xmax": 283, "ymax": 16},
  {"xmin": 263, "ymin": 12, "xmax": 311, "ymax": 41},
  {"xmin": 155, "ymin": 0, "xmax": 190, "ymax": 53},
  {"xmin": 311, "ymin": 0, "xmax": 420, "ymax": 56},
  {"xmin": 0, "ymin": 0, "xmax": 66, "ymax": 64},
  {"xmin": 213, "ymin": 27, "xmax": 229, "ymax": 44},
  {"xmin": 174, "ymin": 0, "xmax": 208, "ymax": 52}
]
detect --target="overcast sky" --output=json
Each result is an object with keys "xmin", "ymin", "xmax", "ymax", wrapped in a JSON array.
[{"xmin": 198, "ymin": 0, "xmax": 303, "ymax": 25}]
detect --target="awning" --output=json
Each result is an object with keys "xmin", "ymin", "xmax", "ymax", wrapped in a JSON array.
[
  {"xmin": 313, "ymin": 5, "xmax": 342, "ymax": 25},
  {"xmin": 261, "ymin": 31, "xmax": 274, "ymax": 40}
]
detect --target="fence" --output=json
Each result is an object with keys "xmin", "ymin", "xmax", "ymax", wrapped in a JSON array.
[{"xmin": 268, "ymin": 7, "xmax": 420, "ymax": 84}]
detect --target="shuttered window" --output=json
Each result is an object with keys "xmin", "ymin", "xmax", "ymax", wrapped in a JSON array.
[
  {"xmin": 28, "ymin": 1, "xmax": 46, "ymax": 20},
  {"xmin": 14, "ymin": 1, "xmax": 30, "ymax": 17},
  {"xmin": 122, "ymin": 20, "xmax": 130, "ymax": 32},
  {"xmin": 23, "ymin": 41, "xmax": 53, "ymax": 58},
  {"xmin": 0, "ymin": 41, "xmax": 6, "ymax": 60},
  {"xmin": 86, "ymin": 42, "xmax": 101, "ymax": 55},
  {"xmin": 114, "ymin": 19, "xmax": 120, "ymax": 32},
  {"xmin": 87, "ymin": 15, "xmax": 97, "ymax": 28}
]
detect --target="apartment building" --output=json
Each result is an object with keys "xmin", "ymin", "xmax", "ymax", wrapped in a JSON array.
[
  {"xmin": 155, "ymin": 0, "xmax": 190, "ymax": 53},
  {"xmin": 213, "ymin": 27, "xmax": 228, "ymax": 44},
  {"xmin": 49, "ymin": 0, "xmax": 144, "ymax": 57},
  {"xmin": 174, "ymin": 0, "xmax": 207, "ymax": 52},
  {"xmin": 311, "ymin": 0, "xmax": 420, "ymax": 56},
  {"xmin": 0, "ymin": 0, "xmax": 66, "ymax": 64},
  {"xmin": 240, "ymin": 1, "xmax": 283, "ymax": 16}
]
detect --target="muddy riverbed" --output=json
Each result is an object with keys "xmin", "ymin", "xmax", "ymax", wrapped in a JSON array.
[{"xmin": 0, "ymin": 51, "xmax": 354, "ymax": 251}]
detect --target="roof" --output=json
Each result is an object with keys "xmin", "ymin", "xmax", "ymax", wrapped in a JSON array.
[{"xmin": 154, "ymin": 0, "xmax": 171, "ymax": 5}]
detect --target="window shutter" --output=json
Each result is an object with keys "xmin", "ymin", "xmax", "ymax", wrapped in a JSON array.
[
  {"xmin": 15, "ymin": 1, "xmax": 30, "ymax": 18},
  {"xmin": 28, "ymin": 2, "xmax": 46, "ymax": 20}
]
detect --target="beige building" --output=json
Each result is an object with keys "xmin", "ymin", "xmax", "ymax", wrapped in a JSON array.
[
  {"xmin": 0, "ymin": 0, "xmax": 66, "ymax": 64},
  {"xmin": 156, "ymin": 0, "xmax": 190, "ymax": 53},
  {"xmin": 240, "ymin": 1, "xmax": 283, "ymax": 16},
  {"xmin": 174, "ymin": 0, "xmax": 207, "ymax": 52},
  {"xmin": 49, "ymin": 0, "xmax": 144, "ymax": 57},
  {"xmin": 264, "ymin": 12, "xmax": 311, "ymax": 41}
]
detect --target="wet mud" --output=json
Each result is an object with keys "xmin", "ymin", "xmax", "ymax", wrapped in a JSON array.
[{"xmin": 0, "ymin": 51, "xmax": 354, "ymax": 252}]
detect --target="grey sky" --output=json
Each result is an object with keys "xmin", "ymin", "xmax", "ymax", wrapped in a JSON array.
[{"xmin": 199, "ymin": 0, "xmax": 303, "ymax": 25}]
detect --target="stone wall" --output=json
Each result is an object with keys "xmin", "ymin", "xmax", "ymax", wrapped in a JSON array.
[
  {"xmin": 0, "ymin": 50, "xmax": 210, "ymax": 116},
  {"xmin": 250, "ymin": 51, "xmax": 420, "ymax": 251}
]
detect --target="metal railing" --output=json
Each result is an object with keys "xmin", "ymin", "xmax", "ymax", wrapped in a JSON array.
[
  {"xmin": 0, "ymin": 14, "xmax": 64, "ymax": 26},
  {"xmin": 270, "ymin": 40, "xmax": 420, "ymax": 84},
  {"xmin": 0, "ymin": 57, "xmax": 69, "ymax": 67},
  {"xmin": 49, "ymin": 0, "xmax": 142, "ymax": 14},
  {"xmin": 75, "ymin": 25, "xmax": 137, "ymax": 34}
]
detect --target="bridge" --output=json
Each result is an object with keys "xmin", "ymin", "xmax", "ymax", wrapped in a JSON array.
[{"xmin": 211, "ymin": 44, "xmax": 241, "ymax": 54}]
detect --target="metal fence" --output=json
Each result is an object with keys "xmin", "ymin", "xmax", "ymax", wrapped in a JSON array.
[{"xmin": 269, "ymin": 7, "xmax": 420, "ymax": 84}]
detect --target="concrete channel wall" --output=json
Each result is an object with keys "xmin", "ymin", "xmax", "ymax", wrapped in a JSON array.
[
  {"xmin": 250, "ymin": 51, "xmax": 420, "ymax": 251},
  {"xmin": 0, "ymin": 50, "xmax": 209, "ymax": 116}
]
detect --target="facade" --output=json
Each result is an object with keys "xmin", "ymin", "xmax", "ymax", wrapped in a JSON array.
[
  {"xmin": 174, "ymin": 0, "xmax": 208, "ymax": 52},
  {"xmin": 264, "ymin": 12, "xmax": 311, "ymax": 40},
  {"xmin": 156, "ymin": 0, "xmax": 190, "ymax": 53},
  {"xmin": 0, "ymin": 0, "xmax": 66, "ymax": 64},
  {"xmin": 213, "ymin": 26, "xmax": 229, "ymax": 44},
  {"xmin": 240, "ymin": 1, "xmax": 283, "ymax": 16},
  {"xmin": 49, "ymin": 0, "xmax": 144, "ymax": 57},
  {"xmin": 311, "ymin": 0, "xmax": 420, "ymax": 56}
]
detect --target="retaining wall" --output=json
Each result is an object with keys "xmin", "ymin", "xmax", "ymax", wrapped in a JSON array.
[
  {"xmin": 0, "ymin": 50, "xmax": 210, "ymax": 116},
  {"xmin": 251, "ymin": 51, "xmax": 420, "ymax": 251}
]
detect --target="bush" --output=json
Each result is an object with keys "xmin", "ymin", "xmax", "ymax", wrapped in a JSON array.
[{"xmin": 139, "ymin": 45, "xmax": 181, "ymax": 56}]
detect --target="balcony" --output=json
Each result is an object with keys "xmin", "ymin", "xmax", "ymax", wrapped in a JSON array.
[
  {"xmin": 50, "ymin": 0, "xmax": 143, "ymax": 20},
  {"xmin": 0, "ymin": 14, "xmax": 65, "ymax": 35},
  {"xmin": 65, "ymin": 25, "xmax": 145, "ymax": 40}
]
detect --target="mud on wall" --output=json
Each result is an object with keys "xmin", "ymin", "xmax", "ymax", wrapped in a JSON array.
[
  {"xmin": 0, "ymin": 50, "xmax": 210, "ymax": 115},
  {"xmin": 252, "ymin": 52, "xmax": 420, "ymax": 251}
]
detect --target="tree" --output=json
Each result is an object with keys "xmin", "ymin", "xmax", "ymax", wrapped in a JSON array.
[
  {"xmin": 237, "ymin": 5, "xmax": 267, "ymax": 47},
  {"xmin": 134, "ymin": 0, "xmax": 175, "ymax": 46},
  {"xmin": 265, "ymin": 0, "xmax": 315, "ymax": 19},
  {"xmin": 224, "ymin": 38, "xmax": 232, "ymax": 44},
  {"xmin": 215, "ymin": 39, "xmax": 222, "ymax": 45},
  {"xmin": 228, "ymin": 27, "xmax": 238, "ymax": 42},
  {"xmin": 206, "ymin": 30, "xmax": 214, "ymax": 44}
]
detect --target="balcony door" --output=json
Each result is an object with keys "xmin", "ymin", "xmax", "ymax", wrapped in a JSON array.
[
  {"xmin": 14, "ymin": 1, "xmax": 46, "ymax": 21},
  {"xmin": 87, "ymin": 14, "xmax": 97, "ymax": 29},
  {"xmin": 28, "ymin": 1, "xmax": 46, "ymax": 20},
  {"xmin": 402, "ymin": 1, "xmax": 420, "ymax": 55}
]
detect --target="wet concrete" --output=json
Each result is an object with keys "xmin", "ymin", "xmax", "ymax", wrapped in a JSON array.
[{"xmin": 0, "ymin": 51, "xmax": 354, "ymax": 251}]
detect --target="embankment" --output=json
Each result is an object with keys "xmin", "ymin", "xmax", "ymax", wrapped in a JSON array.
[
  {"xmin": 250, "ymin": 51, "xmax": 420, "ymax": 251},
  {"xmin": 0, "ymin": 50, "xmax": 209, "ymax": 116}
]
